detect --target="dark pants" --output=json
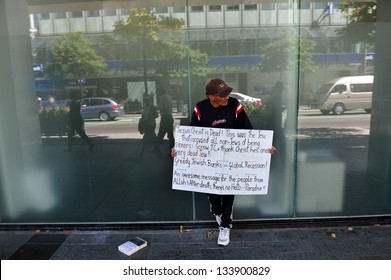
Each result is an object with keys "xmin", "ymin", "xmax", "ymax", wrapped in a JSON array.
[
  {"xmin": 207, "ymin": 194, "xmax": 234, "ymax": 228},
  {"xmin": 157, "ymin": 115, "xmax": 175, "ymax": 150},
  {"xmin": 140, "ymin": 124, "xmax": 159, "ymax": 155},
  {"xmin": 67, "ymin": 121, "xmax": 91, "ymax": 148}
]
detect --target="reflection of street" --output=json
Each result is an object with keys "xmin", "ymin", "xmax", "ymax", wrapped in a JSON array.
[
  {"xmin": 297, "ymin": 108, "xmax": 376, "ymax": 215},
  {"xmin": 299, "ymin": 108, "xmax": 370, "ymax": 131},
  {"xmin": 83, "ymin": 110, "xmax": 371, "ymax": 140},
  {"xmin": 84, "ymin": 113, "xmax": 185, "ymax": 139},
  {"xmin": 36, "ymin": 109, "xmax": 378, "ymax": 222}
]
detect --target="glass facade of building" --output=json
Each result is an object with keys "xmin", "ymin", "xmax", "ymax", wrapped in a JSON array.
[{"xmin": 1, "ymin": 0, "xmax": 390, "ymax": 225}]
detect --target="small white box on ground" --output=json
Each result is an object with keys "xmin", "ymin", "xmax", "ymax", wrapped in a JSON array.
[{"xmin": 118, "ymin": 237, "xmax": 147, "ymax": 256}]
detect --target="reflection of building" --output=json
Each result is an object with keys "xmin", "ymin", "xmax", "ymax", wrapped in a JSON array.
[{"xmin": 30, "ymin": 2, "xmax": 373, "ymax": 100}]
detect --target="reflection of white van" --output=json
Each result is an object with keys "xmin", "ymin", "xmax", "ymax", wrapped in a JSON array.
[{"xmin": 311, "ymin": 75, "xmax": 373, "ymax": 115}]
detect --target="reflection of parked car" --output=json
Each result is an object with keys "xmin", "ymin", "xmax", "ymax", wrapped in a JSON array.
[
  {"xmin": 229, "ymin": 92, "xmax": 262, "ymax": 104},
  {"xmin": 80, "ymin": 97, "xmax": 125, "ymax": 121}
]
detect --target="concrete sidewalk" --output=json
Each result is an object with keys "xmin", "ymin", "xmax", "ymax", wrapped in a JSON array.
[{"xmin": 1, "ymin": 221, "xmax": 391, "ymax": 260}]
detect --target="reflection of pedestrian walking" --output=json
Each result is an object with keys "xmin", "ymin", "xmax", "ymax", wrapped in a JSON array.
[
  {"xmin": 139, "ymin": 98, "xmax": 160, "ymax": 157},
  {"xmin": 66, "ymin": 91, "xmax": 93, "ymax": 151},
  {"xmin": 157, "ymin": 87, "xmax": 175, "ymax": 152}
]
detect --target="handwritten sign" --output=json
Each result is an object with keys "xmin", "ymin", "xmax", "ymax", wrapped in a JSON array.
[{"xmin": 172, "ymin": 125, "xmax": 273, "ymax": 195}]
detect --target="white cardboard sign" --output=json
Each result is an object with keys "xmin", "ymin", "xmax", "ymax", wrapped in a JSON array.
[{"xmin": 172, "ymin": 125, "xmax": 273, "ymax": 195}]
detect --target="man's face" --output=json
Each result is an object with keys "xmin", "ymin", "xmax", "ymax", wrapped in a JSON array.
[{"xmin": 208, "ymin": 95, "xmax": 229, "ymax": 108}]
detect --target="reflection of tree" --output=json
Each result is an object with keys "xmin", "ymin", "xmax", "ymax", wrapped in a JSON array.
[
  {"xmin": 45, "ymin": 31, "xmax": 106, "ymax": 91},
  {"xmin": 259, "ymin": 36, "xmax": 316, "ymax": 132},
  {"xmin": 156, "ymin": 37, "xmax": 208, "ymax": 81},
  {"xmin": 337, "ymin": 2, "xmax": 376, "ymax": 46},
  {"xmin": 113, "ymin": 9, "xmax": 182, "ymax": 95},
  {"xmin": 337, "ymin": 3, "xmax": 376, "ymax": 74},
  {"xmin": 259, "ymin": 36, "xmax": 316, "ymax": 80},
  {"xmin": 157, "ymin": 37, "xmax": 209, "ymax": 109}
]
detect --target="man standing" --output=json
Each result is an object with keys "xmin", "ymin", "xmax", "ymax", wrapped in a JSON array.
[
  {"xmin": 190, "ymin": 78, "xmax": 254, "ymax": 246},
  {"xmin": 157, "ymin": 87, "xmax": 175, "ymax": 152},
  {"xmin": 172, "ymin": 78, "xmax": 275, "ymax": 246}
]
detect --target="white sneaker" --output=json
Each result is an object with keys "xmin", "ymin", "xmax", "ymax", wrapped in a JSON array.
[
  {"xmin": 217, "ymin": 227, "xmax": 230, "ymax": 246},
  {"xmin": 215, "ymin": 214, "xmax": 222, "ymax": 226}
]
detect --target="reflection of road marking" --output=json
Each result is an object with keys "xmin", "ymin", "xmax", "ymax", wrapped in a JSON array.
[
  {"xmin": 84, "ymin": 118, "xmax": 139, "ymax": 126},
  {"xmin": 117, "ymin": 118, "xmax": 139, "ymax": 123},
  {"xmin": 84, "ymin": 117, "xmax": 181, "ymax": 124}
]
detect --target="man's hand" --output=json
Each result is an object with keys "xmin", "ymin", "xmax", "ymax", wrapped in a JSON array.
[
  {"xmin": 268, "ymin": 146, "xmax": 277, "ymax": 154},
  {"xmin": 171, "ymin": 148, "xmax": 177, "ymax": 158}
]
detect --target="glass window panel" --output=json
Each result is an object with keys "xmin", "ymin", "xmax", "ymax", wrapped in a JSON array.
[
  {"xmin": 54, "ymin": 12, "xmax": 66, "ymax": 19},
  {"xmin": 87, "ymin": 10, "xmax": 100, "ymax": 17},
  {"xmin": 226, "ymin": 5, "xmax": 239, "ymax": 11},
  {"xmin": 209, "ymin": 5, "xmax": 222, "ymax": 12},
  {"xmin": 262, "ymin": 3, "xmax": 275, "ymax": 10},
  {"xmin": 155, "ymin": 7, "xmax": 168, "ymax": 13},
  {"xmin": 173, "ymin": 6, "xmax": 185, "ymax": 13},
  {"xmin": 227, "ymin": 41, "xmax": 240, "ymax": 55},
  {"xmin": 296, "ymin": 1, "xmax": 388, "ymax": 218},
  {"xmin": 39, "ymin": 13, "xmax": 50, "ymax": 20},
  {"xmin": 350, "ymin": 83, "xmax": 372, "ymax": 92},
  {"xmin": 299, "ymin": 3, "xmax": 310, "ymax": 9},
  {"xmin": 103, "ymin": 9, "xmax": 116, "ymax": 16},
  {"xmin": 191, "ymin": 6, "xmax": 203, "ymax": 12},
  {"xmin": 70, "ymin": 11, "xmax": 83, "ymax": 18},
  {"xmin": 244, "ymin": 4, "xmax": 257, "ymax": 11},
  {"xmin": 314, "ymin": 2, "xmax": 328, "ymax": 9},
  {"xmin": 278, "ymin": 3, "xmax": 290, "ymax": 10}
]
